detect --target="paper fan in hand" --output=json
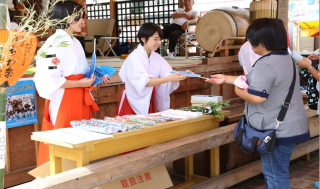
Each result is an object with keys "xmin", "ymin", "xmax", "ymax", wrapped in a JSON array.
[{"xmin": 92, "ymin": 65, "xmax": 116, "ymax": 86}]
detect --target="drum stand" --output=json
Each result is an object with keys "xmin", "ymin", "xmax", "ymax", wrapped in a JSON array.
[{"xmin": 175, "ymin": 29, "xmax": 204, "ymax": 59}]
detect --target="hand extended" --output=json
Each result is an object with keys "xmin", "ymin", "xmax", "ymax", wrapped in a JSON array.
[
  {"xmin": 167, "ymin": 72, "xmax": 188, "ymax": 82},
  {"xmin": 79, "ymin": 76, "xmax": 96, "ymax": 87},
  {"xmin": 296, "ymin": 57, "xmax": 311, "ymax": 69},
  {"xmin": 307, "ymin": 53, "xmax": 319, "ymax": 61},
  {"xmin": 182, "ymin": 21, "xmax": 189, "ymax": 30},
  {"xmin": 205, "ymin": 74, "xmax": 226, "ymax": 84}
]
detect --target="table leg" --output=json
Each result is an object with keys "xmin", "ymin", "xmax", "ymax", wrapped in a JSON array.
[
  {"xmin": 97, "ymin": 47, "xmax": 106, "ymax": 58},
  {"xmin": 302, "ymin": 153, "xmax": 310, "ymax": 161},
  {"xmin": 109, "ymin": 40, "xmax": 118, "ymax": 57},
  {"xmin": 105, "ymin": 40, "xmax": 118, "ymax": 57},
  {"xmin": 185, "ymin": 155, "xmax": 194, "ymax": 181},
  {"xmin": 76, "ymin": 151, "xmax": 90, "ymax": 167},
  {"xmin": 210, "ymin": 147, "xmax": 220, "ymax": 178},
  {"xmin": 49, "ymin": 145, "xmax": 62, "ymax": 175}
]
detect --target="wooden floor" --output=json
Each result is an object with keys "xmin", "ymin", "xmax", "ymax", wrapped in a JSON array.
[
  {"xmin": 87, "ymin": 56, "xmax": 203, "ymax": 71},
  {"xmin": 227, "ymin": 150, "xmax": 319, "ymax": 189},
  {"xmin": 166, "ymin": 150, "xmax": 319, "ymax": 189}
]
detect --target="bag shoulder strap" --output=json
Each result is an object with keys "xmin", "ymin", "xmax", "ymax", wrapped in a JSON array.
[{"xmin": 276, "ymin": 58, "xmax": 296, "ymax": 128}]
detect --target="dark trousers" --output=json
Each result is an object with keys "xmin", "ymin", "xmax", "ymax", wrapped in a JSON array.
[{"xmin": 162, "ymin": 24, "xmax": 185, "ymax": 52}]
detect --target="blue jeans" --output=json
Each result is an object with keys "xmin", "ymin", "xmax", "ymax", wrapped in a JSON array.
[{"xmin": 260, "ymin": 143, "xmax": 295, "ymax": 189}]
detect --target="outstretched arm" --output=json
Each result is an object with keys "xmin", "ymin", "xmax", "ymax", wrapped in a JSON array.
[
  {"xmin": 146, "ymin": 72, "xmax": 188, "ymax": 87},
  {"xmin": 205, "ymin": 74, "xmax": 266, "ymax": 104},
  {"xmin": 296, "ymin": 57, "xmax": 319, "ymax": 81},
  {"xmin": 205, "ymin": 74, "xmax": 238, "ymax": 85}
]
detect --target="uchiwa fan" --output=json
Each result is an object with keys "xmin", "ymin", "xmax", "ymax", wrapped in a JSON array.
[
  {"xmin": 250, "ymin": 0, "xmax": 277, "ymax": 23},
  {"xmin": 85, "ymin": 38, "xmax": 116, "ymax": 86}
]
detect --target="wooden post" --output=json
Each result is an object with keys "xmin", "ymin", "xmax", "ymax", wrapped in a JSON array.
[
  {"xmin": 4, "ymin": 129, "xmax": 10, "ymax": 173},
  {"xmin": 0, "ymin": 0, "xmax": 6, "ymax": 29},
  {"xmin": 277, "ymin": 0, "xmax": 289, "ymax": 31},
  {"xmin": 0, "ymin": 1, "xmax": 7, "ymax": 188},
  {"xmin": 34, "ymin": 123, "xmax": 39, "ymax": 160},
  {"xmin": 49, "ymin": 146, "xmax": 62, "ymax": 176},
  {"xmin": 210, "ymin": 147, "xmax": 219, "ymax": 178},
  {"xmin": 185, "ymin": 155, "xmax": 194, "ymax": 181},
  {"xmin": 109, "ymin": 0, "xmax": 118, "ymax": 45},
  {"xmin": 179, "ymin": 0, "xmax": 184, "ymax": 8},
  {"xmin": 0, "ymin": 91, "xmax": 6, "ymax": 189},
  {"xmin": 186, "ymin": 78, "xmax": 191, "ymax": 107}
]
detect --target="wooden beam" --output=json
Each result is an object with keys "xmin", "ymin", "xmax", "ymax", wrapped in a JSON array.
[
  {"xmin": 5, "ymin": 129, "xmax": 10, "ymax": 173},
  {"xmin": 4, "ymin": 165, "xmax": 36, "ymax": 188},
  {"xmin": 170, "ymin": 177, "xmax": 207, "ymax": 189},
  {"xmin": 34, "ymin": 123, "xmax": 39, "ymax": 161},
  {"xmin": 218, "ymin": 45, "xmax": 242, "ymax": 50},
  {"xmin": 178, "ymin": 0, "xmax": 183, "ymax": 8},
  {"xmin": 189, "ymin": 137, "xmax": 319, "ymax": 189},
  {"xmin": 12, "ymin": 124, "xmax": 237, "ymax": 189},
  {"xmin": 173, "ymin": 82, "xmax": 212, "ymax": 93},
  {"xmin": 173, "ymin": 63, "xmax": 243, "ymax": 73},
  {"xmin": 94, "ymin": 82, "xmax": 212, "ymax": 104},
  {"xmin": 202, "ymin": 56, "xmax": 239, "ymax": 65},
  {"xmin": 109, "ymin": 0, "xmax": 118, "ymax": 44},
  {"xmin": 277, "ymin": 0, "xmax": 289, "ymax": 31}
]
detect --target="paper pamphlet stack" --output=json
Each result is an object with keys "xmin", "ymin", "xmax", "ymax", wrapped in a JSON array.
[
  {"xmin": 191, "ymin": 95, "xmax": 223, "ymax": 106},
  {"xmin": 160, "ymin": 109, "xmax": 202, "ymax": 119},
  {"xmin": 32, "ymin": 128, "xmax": 113, "ymax": 145}
]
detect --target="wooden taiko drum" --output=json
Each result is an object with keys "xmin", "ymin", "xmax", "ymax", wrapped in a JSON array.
[{"xmin": 195, "ymin": 7, "xmax": 250, "ymax": 52}]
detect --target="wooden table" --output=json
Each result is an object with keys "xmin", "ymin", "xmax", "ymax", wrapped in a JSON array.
[
  {"xmin": 101, "ymin": 37, "xmax": 119, "ymax": 57},
  {"xmin": 31, "ymin": 113, "xmax": 228, "ymax": 178}
]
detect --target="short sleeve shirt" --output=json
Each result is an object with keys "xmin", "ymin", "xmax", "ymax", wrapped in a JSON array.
[
  {"xmin": 245, "ymin": 50, "xmax": 310, "ymax": 145},
  {"xmin": 171, "ymin": 9, "xmax": 200, "ymax": 26}
]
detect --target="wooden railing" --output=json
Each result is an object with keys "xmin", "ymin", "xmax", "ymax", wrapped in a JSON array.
[{"xmin": 11, "ymin": 123, "xmax": 319, "ymax": 189}]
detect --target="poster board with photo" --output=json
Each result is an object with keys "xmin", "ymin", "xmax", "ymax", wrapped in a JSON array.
[{"xmin": 5, "ymin": 79, "xmax": 38, "ymax": 128}]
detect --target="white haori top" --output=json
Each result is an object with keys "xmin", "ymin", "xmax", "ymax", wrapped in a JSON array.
[
  {"xmin": 118, "ymin": 44, "xmax": 179, "ymax": 115},
  {"xmin": 33, "ymin": 29, "xmax": 89, "ymax": 125}
]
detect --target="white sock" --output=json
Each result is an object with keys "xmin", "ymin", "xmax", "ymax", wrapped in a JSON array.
[{"xmin": 168, "ymin": 52, "xmax": 174, "ymax": 59}]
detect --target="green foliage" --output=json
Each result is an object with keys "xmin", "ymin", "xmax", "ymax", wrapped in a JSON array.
[
  {"xmin": 24, "ymin": 67, "xmax": 37, "ymax": 74},
  {"xmin": 0, "ymin": 0, "xmax": 82, "ymax": 68},
  {"xmin": 182, "ymin": 101, "xmax": 230, "ymax": 118},
  {"xmin": 35, "ymin": 34, "xmax": 71, "ymax": 60},
  {"xmin": 57, "ymin": 41, "xmax": 71, "ymax": 48}
]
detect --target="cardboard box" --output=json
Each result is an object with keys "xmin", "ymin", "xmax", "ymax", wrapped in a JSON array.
[
  {"xmin": 28, "ymin": 159, "xmax": 77, "ymax": 178},
  {"xmin": 308, "ymin": 116, "xmax": 319, "ymax": 138},
  {"xmin": 95, "ymin": 165, "xmax": 173, "ymax": 189},
  {"xmin": 191, "ymin": 95, "xmax": 223, "ymax": 103},
  {"xmin": 29, "ymin": 160, "xmax": 173, "ymax": 189},
  {"xmin": 191, "ymin": 103, "xmax": 206, "ymax": 107},
  {"xmin": 191, "ymin": 100, "xmax": 213, "ymax": 105}
]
